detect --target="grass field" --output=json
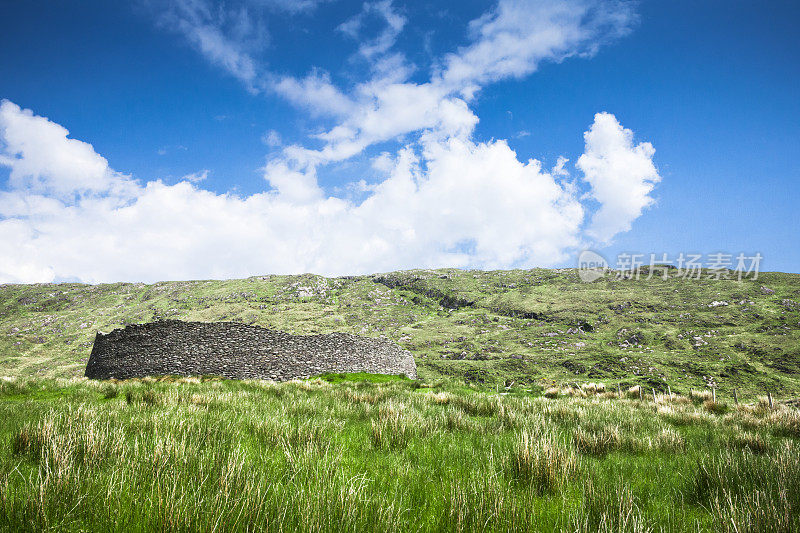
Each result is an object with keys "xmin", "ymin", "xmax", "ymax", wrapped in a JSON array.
[
  {"xmin": 2, "ymin": 268, "xmax": 798, "ymax": 531},
  {"xmin": 1, "ymin": 375, "xmax": 798, "ymax": 532},
  {"xmin": 2, "ymin": 268, "xmax": 800, "ymax": 398}
]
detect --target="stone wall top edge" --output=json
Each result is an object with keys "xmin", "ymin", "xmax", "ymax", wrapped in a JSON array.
[{"xmin": 96, "ymin": 319, "xmax": 409, "ymax": 351}]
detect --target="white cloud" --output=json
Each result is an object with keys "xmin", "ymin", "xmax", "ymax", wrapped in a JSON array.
[
  {"xmin": 180, "ymin": 169, "xmax": 209, "ymax": 182},
  {"xmin": 184, "ymin": 23, "xmax": 260, "ymax": 87},
  {"xmin": 253, "ymin": 0, "xmax": 330, "ymax": 14},
  {"xmin": 262, "ymin": 159, "xmax": 323, "ymax": 203},
  {"xmin": 0, "ymin": 2, "xmax": 656, "ymax": 283},
  {"xmin": 154, "ymin": 0, "xmax": 330, "ymax": 93},
  {"xmin": 285, "ymin": 83, "xmax": 478, "ymax": 166},
  {"xmin": 552, "ymin": 155, "xmax": 569, "ymax": 176},
  {"xmin": 0, "ymin": 100, "xmax": 625, "ymax": 284},
  {"xmin": 154, "ymin": 0, "xmax": 636, "ymax": 169},
  {"xmin": 272, "ymin": 71, "xmax": 356, "ymax": 117},
  {"xmin": 439, "ymin": 0, "xmax": 636, "ymax": 97},
  {"xmin": 271, "ymin": 0, "xmax": 636, "ymax": 168},
  {"xmin": 577, "ymin": 112, "xmax": 660, "ymax": 243},
  {"xmin": 338, "ymin": 0, "xmax": 406, "ymax": 61},
  {"xmin": 356, "ymin": 133, "xmax": 586, "ymax": 269},
  {"xmin": 159, "ymin": 0, "xmax": 267, "ymax": 90},
  {"xmin": 0, "ymin": 100, "xmax": 136, "ymax": 200},
  {"xmin": 262, "ymin": 129, "xmax": 282, "ymax": 147}
]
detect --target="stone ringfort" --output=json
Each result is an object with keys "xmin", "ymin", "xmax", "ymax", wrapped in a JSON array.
[{"xmin": 85, "ymin": 320, "xmax": 418, "ymax": 381}]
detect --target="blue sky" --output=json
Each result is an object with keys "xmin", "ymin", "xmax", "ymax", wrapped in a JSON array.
[{"xmin": 0, "ymin": 0, "xmax": 798, "ymax": 283}]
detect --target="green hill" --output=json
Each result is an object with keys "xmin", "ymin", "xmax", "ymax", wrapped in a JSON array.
[{"xmin": 2, "ymin": 268, "xmax": 799, "ymax": 398}]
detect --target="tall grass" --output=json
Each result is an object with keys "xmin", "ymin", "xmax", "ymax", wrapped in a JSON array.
[
  {"xmin": 508, "ymin": 430, "xmax": 579, "ymax": 495},
  {"xmin": 572, "ymin": 479, "xmax": 651, "ymax": 533},
  {"xmin": 689, "ymin": 440, "xmax": 800, "ymax": 532},
  {"xmin": 0, "ymin": 377, "xmax": 797, "ymax": 532}
]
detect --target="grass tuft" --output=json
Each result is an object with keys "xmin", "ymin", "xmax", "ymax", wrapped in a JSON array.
[{"xmin": 509, "ymin": 431, "xmax": 580, "ymax": 495}]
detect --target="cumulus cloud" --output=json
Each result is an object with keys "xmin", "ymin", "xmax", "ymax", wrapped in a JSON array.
[
  {"xmin": 280, "ymin": 83, "xmax": 478, "ymax": 167},
  {"xmin": 0, "ymin": 1, "xmax": 658, "ymax": 283},
  {"xmin": 0, "ymin": 100, "xmax": 136, "ymax": 200},
  {"xmin": 577, "ymin": 112, "xmax": 660, "ymax": 243},
  {"xmin": 0, "ymin": 100, "xmax": 605, "ymax": 283}
]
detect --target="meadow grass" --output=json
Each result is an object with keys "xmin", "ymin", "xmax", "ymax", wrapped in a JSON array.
[{"xmin": 0, "ymin": 376, "xmax": 798, "ymax": 532}]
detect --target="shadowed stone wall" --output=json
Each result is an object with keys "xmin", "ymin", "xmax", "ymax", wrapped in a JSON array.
[{"xmin": 85, "ymin": 320, "xmax": 417, "ymax": 381}]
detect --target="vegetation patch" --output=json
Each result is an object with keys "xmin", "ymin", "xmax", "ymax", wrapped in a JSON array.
[
  {"xmin": 0, "ymin": 377, "xmax": 797, "ymax": 531},
  {"xmin": 2, "ymin": 268, "xmax": 799, "ymax": 399}
]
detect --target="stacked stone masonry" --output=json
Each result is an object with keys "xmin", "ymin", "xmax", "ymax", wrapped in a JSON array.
[{"xmin": 85, "ymin": 320, "xmax": 417, "ymax": 381}]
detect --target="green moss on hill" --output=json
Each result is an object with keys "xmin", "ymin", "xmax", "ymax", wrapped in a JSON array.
[{"xmin": 2, "ymin": 268, "xmax": 799, "ymax": 398}]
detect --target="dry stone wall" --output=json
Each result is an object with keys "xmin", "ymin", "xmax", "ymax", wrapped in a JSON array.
[{"xmin": 85, "ymin": 320, "xmax": 417, "ymax": 381}]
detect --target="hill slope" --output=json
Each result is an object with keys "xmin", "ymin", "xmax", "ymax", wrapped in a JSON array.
[{"xmin": 1, "ymin": 268, "xmax": 799, "ymax": 397}]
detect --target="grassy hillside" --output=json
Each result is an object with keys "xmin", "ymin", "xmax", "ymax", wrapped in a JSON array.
[
  {"xmin": 1, "ymin": 268, "xmax": 799, "ymax": 398},
  {"xmin": 1, "ymin": 376, "xmax": 798, "ymax": 531}
]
